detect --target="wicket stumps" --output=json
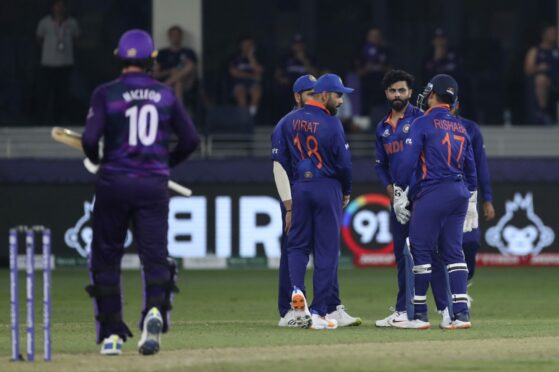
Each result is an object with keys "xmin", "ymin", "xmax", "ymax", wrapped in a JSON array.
[{"xmin": 9, "ymin": 226, "xmax": 52, "ymax": 362}]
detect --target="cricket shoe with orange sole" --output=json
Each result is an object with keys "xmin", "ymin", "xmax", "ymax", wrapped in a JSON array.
[{"xmin": 291, "ymin": 287, "xmax": 312, "ymax": 329}]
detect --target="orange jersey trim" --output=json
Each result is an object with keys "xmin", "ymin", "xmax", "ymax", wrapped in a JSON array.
[
  {"xmin": 425, "ymin": 103, "xmax": 450, "ymax": 115},
  {"xmin": 420, "ymin": 151, "xmax": 427, "ymax": 179},
  {"xmin": 306, "ymin": 99, "xmax": 330, "ymax": 114}
]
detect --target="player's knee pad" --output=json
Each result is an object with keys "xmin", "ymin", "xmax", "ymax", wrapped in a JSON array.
[
  {"xmin": 447, "ymin": 263, "xmax": 469, "ymax": 273},
  {"xmin": 85, "ymin": 268, "xmax": 132, "ymax": 343},
  {"xmin": 413, "ymin": 264, "xmax": 432, "ymax": 275},
  {"xmin": 141, "ymin": 258, "xmax": 179, "ymax": 332}
]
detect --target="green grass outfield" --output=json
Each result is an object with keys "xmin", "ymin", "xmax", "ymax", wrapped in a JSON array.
[{"xmin": 1, "ymin": 267, "xmax": 559, "ymax": 371}]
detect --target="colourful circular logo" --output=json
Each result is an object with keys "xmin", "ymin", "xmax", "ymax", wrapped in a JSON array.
[{"xmin": 342, "ymin": 194, "xmax": 393, "ymax": 255}]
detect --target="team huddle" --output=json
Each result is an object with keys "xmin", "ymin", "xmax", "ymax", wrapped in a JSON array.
[
  {"xmin": 80, "ymin": 28, "xmax": 494, "ymax": 356},
  {"xmin": 271, "ymin": 70, "xmax": 494, "ymax": 330}
]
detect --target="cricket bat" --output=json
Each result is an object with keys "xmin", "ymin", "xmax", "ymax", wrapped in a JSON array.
[{"xmin": 51, "ymin": 126, "xmax": 193, "ymax": 197}]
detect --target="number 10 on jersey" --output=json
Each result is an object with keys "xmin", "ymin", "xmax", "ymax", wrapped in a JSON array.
[{"xmin": 126, "ymin": 104, "xmax": 159, "ymax": 146}]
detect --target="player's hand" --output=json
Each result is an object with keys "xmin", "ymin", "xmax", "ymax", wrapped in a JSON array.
[
  {"xmin": 483, "ymin": 201, "xmax": 495, "ymax": 221},
  {"xmin": 284, "ymin": 211, "xmax": 292, "ymax": 233},
  {"xmin": 83, "ymin": 158, "xmax": 99, "ymax": 174},
  {"xmin": 463, "ymin": 191, "xmax": 479, "ymax": 232},
  {"xmin": 342, "ymin": 195, "xmax": 350, "ymax": 208},
  {"xmin": 393, "ymin": 185, "xmax": 410, "ymax": 224}
]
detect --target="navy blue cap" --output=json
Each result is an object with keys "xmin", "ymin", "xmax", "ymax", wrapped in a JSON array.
[
  {"xmin": 430, "ymin": 74, "xmax": 458, "ymax": 101},
  {"xmin": 314, "ymin": 73, "xmax": 354, "ymax": 94},
  {"xmin": 292, "ymin": 74, "xmax": 317, "ymax": 93}
]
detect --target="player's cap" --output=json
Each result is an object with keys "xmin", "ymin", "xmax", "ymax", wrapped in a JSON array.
[
  {"xmin": 430, "ymin": 74, "xmax": 458, "ymax": 100},
  {"xmin": 314, "ymin": 73, "xmax": 354, "ymax": 94},
  {"xmin": 116, "ymin": 29, "xmax": 158, "ymax": 60},
  {"xmin": 293, "ymin": 74, "xmax": 317, "ymax": 93}
]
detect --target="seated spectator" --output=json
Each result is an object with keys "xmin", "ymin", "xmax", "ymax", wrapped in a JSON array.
[
  {"xmin": 228, "ymin": 36, "xmax": 264, "ymax": 117},
  {"xmin": 153, "ymin": 25, "xmax": 198, "ymax": 108},
  {"xmin": 355, "ymin": 26, "xmax": 390, "ymax": 117},
  {"xmin": 424, "ymin": 28, "xmax": 461, "ymax": 78},
  {"xmin": 524, "ymin": 24, "xmax": 559, "ymax": 125},
  {"xmin": 274, "ymin": 34, "xmax": 318, "ymax": 113}
]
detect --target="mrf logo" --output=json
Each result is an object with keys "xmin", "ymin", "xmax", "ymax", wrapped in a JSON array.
[
  {"xmin": 485, "ymin": 193, "xmax": 555, "ymax": 256},
  {"xmin": 341, "ymin": 194, "xmax": 393, "ymax": 266},
  {"xmin": 64, "ymin": 198, "xmax": 133, "ymax": 258}
]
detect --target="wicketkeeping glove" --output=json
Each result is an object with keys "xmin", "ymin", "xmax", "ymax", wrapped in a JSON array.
[
  {"xmin": 393, "ymin": 185, "xmax": 411, "ymax": 224},
  {"xmin": 463, "ymin": 191, "xmax": 478, "ymax": 232}
]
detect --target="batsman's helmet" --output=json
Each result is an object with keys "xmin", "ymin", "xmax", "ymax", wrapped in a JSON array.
[
  {"xmin": 417, "ymin": 74, "xmax": 458, "ymax": 111},
  {"xmin": 115, "ymin": 29, "xmax": 157, "ymax": 60}
]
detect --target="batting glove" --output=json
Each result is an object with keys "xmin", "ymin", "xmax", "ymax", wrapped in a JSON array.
[
  {"xmin": 463, "ymin": 191, "xmax": 478, "ymax": 232},
  {"xmin": 393, "ymin": 185, "xmax": 411, "ymax": 224}
]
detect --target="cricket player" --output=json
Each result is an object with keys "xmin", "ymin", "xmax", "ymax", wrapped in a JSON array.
[
  {"xmin": 393, "ymin": 74, "xmax": 477, "ymax": 329},
  {"xmin": 273, "ymin": 74, "xmax": 315, "ymax": 327},
  {"xmin": 374, "ymin": 70, "xmax": 450, "ymax": 327},
  {"xmin": 452, "ymin": 104, "xmax": 495, "ymax": 286},
  {"xmin": 82, "ymin": 29, "xmax": 200, "ymax": 355},
  {"xmin": 272, "ymin": 75, "xmax": 361, "ymax": 328},
  {"xmin": 271, "ymin": 73, "xmax": 354, "ymax": 330}
]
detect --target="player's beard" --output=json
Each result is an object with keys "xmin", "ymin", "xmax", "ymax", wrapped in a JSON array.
[
  {"xmin": 325, "ymin": 97, "xmax": 340, "ymax": 116},
  {"xmin": 389, "ymin": 97, "xmax": 409, "ymax": 112}
]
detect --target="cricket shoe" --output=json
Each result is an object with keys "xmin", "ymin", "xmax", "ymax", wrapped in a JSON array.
[
  {"xmin": 310, "ymin": 314, "xmax": 338, "ymax": 330},
  {"xmin": 442, "ymin": 310, "xmax": 471, "ymax": 330},
  {"xmin": 375, "ymin": 308, "xmax": 408, "ymax": 327},
  {"xmin": 290, "ymin": 287, "xmax": 312, "ymax": 329},
  {"xmin": 278, "ymin": 310, "xmax": 305, "ymax": 328},
  {"xmin": 438, "ymin": 307, "xmax": 452, "ymax": 329},
  {"xmin": 138, "ymin": 307, "xmax": 163, "ymax": 355},
  {"xmin": 326, "ymin": 305, "xmax": 362, "ymax": 327},
  {"xmin": 391, "ymin": 313, "xmax": 431, "ymax": 330},
  {"xmin": 100, "ymin": 335, "xmax": 123, "ymax": 356}
]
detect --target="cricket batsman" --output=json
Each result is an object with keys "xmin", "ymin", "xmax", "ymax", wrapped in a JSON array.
[
  {"xmin": 82, "ymin": 29, "xmax": 199, "ymax": 355},
  {"xmin": 393, "ymin": 74, "xmax": 478, "ymax": 329}
]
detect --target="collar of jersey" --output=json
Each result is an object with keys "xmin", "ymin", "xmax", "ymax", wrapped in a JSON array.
[
  {"xmin": 383, "ymin": 103, "xmax": 413, "ymax": 129},
  {"xmin": 305, "ymin": 99, "xmax": 330, "ymax": 114},
  {"xmin": 425, "ymin": 104, "xmax": 450, "ymax": 115}
]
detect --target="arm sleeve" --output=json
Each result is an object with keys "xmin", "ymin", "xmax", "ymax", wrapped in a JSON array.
[
  {"xmin": 374, "ymin": 125, "xmax": 392, "ymax": 188},
  {"xmin": 271, "ymin": 120, "xmax": 291, "ymax": 176},
  {"xmin": 333, "ymin": 121, "xmax": 352, "ymax": 195},
  {"xmin": 273, "ymin": 161, "xmax": 292, "ymax": 202},
  {"xmin": 82, "ymin": 87, "xmax": 106, "ymax": 164},
  {"xmin": 394, "ymin": 120, "xmax": 424, "ymax": 188},
  {"xmin": 471, "ymin": 125, "xmax": 493, "ymax": 201},
  {"xmin": 169, "ymin": 98, "xmax": 200, "ymax": 167},
  {"xmin": 463, "ymin": 138, "xmax": 478, "ymax": 192}
]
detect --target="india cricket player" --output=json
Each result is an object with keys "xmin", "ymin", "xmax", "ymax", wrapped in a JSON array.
[
  {"xmin": 271, "ymin": 73, "xmax": 354, "ymax": 330},
  {"xmin": 82, "ymin": 29, "xmax": 200, "ymax": 355},
  {"xmin": 374, "ymin": 70, "xmax": 450, "ymax": 327},
  {"xmin": 393, "ymin": 74, "xmax": 478, "ymax": 329},
  {"xmin": 272, "ymin": 74, "xmax": 361, "ymax": 329}
]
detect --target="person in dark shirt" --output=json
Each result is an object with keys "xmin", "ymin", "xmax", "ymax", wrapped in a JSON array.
[
  {"xmin": 356, "ymin": 27, "xmax": 390, "ymax": 117},
  {"xmin": 524, "ymin": 24, "xmax": 559, "ymax": 124},
  {"xmin": 424, "ymin": 28, "xmax": 461, "ymax": 79},
  {"xmin": 153, "ymin": 25, "xmax": 198, "ymax": 107},
  {"xmin": 82, "ymin": 29, "xmax": 199, "ymax": 356},
  {"xmin": 229, "ymin": 35, "xmax": 264, "ymax": 117}
]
